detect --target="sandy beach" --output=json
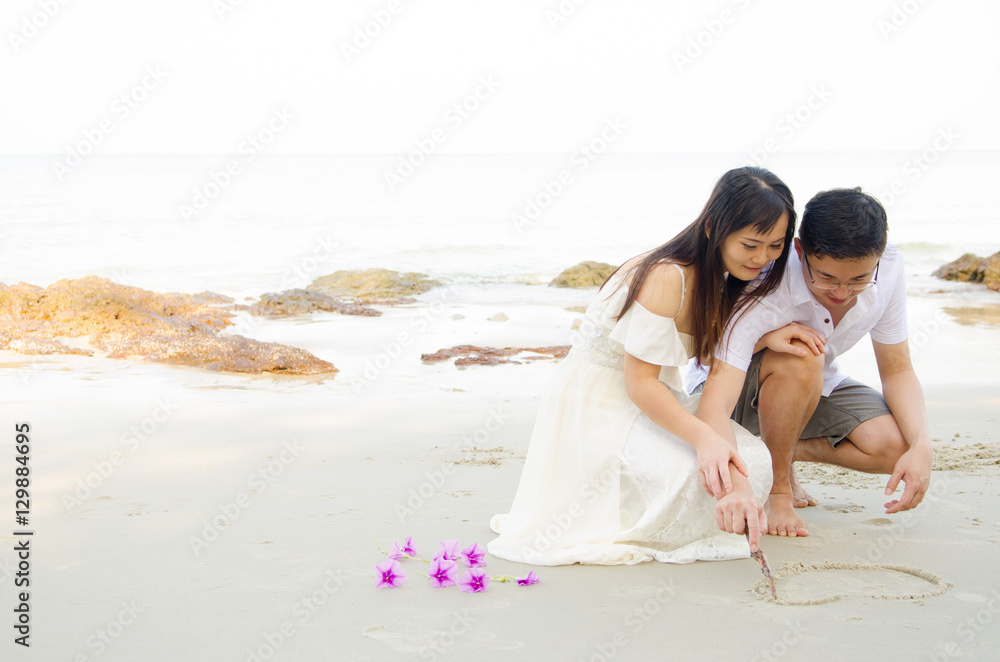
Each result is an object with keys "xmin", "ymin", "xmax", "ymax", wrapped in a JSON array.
[{"xmin": 2, "ymin": 279, "xmax": 999, "ymax": 661}]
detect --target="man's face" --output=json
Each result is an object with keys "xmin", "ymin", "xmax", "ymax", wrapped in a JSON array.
[{"xmin": 795, "ymin": 238, "xmax": 880, "ymax": 309}]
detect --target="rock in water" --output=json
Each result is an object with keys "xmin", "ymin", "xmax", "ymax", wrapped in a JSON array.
[
  {"xmin": 308, "ymin": 268, "xmax": 441, "ymax": 304},
  {"xmin": 249, "ymin": 289, "xmax": 380, "ymax": 318},
  {"xmin": 422, "ymin": 345, "xmax": 570, "ymax": 367},
  {"xmin": 932, "ymin": 253, "xmax": 986, "ymax": 283},
  {"xmin": 932, "ymin": 252, "xmax": 1000, "ymax": 293},
  {"xmin": 984, "ymin": 252, "xmax": 1000, "ymax": 292},
  {"xmin": 97, "ymin": 333, "xmax": 336, "ymax": 375},
  {"xmin": 549, "ymin": 261, "xmax": 616, "ymax": 288},
  {"xmin": 0, "ymin": 277, "xmax": 337, "ymax": 375}
]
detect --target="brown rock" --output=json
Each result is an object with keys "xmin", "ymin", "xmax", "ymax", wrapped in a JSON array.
[
  {"xmin": 932, "ymin": 253, "xmax": 986, "ymax": 283},
  {"xmin": 308, "ymin": 268, "xmax": 440, "ymax": 304},
  {"xmin": 249, "ymin": 289, "xmax": 380, "ymax": 318},
  {"xmin": 983, "ymin": 252, "xmax": 1000, "ymax": 292},
  {"xmin": 0, "ymin": 331, "xmax": 93, "ymax": 356},
  {"xmin": 421, "ymin": 344, "xmax": 570, "ymax": 368},
  {"xmin": 97, "ymin": 333, "xmax": 336, "ymax": 375},
  {"xmin": 0, "ymin": 277, "xmax": 337, "ymax": 375},
  {"xmin": 549, "ymin": 261, "xmax": 617, "ymax": 288}
]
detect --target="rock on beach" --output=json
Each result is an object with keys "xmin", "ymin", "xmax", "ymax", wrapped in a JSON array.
[
  {"xmin": 933, "ymin": 252, "xmax": 1000, "ymax": 292},
  {"xmin": 308, "ymin": 268, "xmax": 441, "ymax": 304},
  {"xmin": 0, "ymin": 277, "xmax": 337, "ymax": 375},
  {"xmin": 549, "ymin": 261, "xmax": 617, "ymax": 288},
  {"xmin": 249, "ymin": 289, "xmax": 380, "ymax": 318}
]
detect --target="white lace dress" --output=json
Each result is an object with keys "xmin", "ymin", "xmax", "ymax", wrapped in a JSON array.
[{"xmin": 488, "ymin": 265, "xmax": 772, "ymax": 565}]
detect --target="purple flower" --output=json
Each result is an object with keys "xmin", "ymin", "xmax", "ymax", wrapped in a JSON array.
[
  {"xmin": 401, "ymin": 536, "xmax": 417, "ymax": 557},
  {"xmin": 460, "ymin": 542, "xmax": 486, "ymax": 568},
  {"xmin": 375, "ymin": 559, "xmax": 405, "ymax": 588},
  {"xmin": 458, "ymin": 568, "xmax": 490, "ymax": 593},
  {"xmin": 433, "ymin": 540, "xmax": 460, "ymax": 562},
  {"xmin": 387, "ymin": 542, "xmax": 406, "ymax": 561},
  {"xmin": 428, "ymin": 557, "xmax": 459, "ymax": 588},
  {"xmin": 516, "ymin": 571, "xmax": 539, "ymax": 586}
]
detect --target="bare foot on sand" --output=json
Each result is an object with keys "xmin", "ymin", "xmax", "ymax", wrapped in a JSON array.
[
  {"xmin": 765, "ymin": 493, "xmax": 809, "ymax": 537},
  {"xmin": 790, "ymin": 464, "xmax": 818, "ymax": 508}
]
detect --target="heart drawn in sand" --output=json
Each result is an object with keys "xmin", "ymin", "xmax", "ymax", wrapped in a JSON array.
[{"xmin": 753, "ymin": 561, "xmax": 951, "ymax": 605}]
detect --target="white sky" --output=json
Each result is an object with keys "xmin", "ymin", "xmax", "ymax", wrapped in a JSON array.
[{"xmin": 2, "ymin": 0, "xmax": 999, "ymax": 155}]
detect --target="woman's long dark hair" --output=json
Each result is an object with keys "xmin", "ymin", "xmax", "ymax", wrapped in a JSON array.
[{"xmin": 604, "ymin": 166, "xmax": 796, "ymax": 363}]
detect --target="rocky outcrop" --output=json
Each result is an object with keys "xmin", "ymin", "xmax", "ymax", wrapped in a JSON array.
[
  {"xmin": 933, "ymin": 252, "xmax": 1000, "ymax": 292},
  {"xmin": 985, "ymin": 254, "xmax": 1000, "ymax": 292},
  {"xmin": 0, "ymin": 332, "xmax": 93, "ymax": 356},
  {"xmin": 0, "ymin": 277, "xmax": 337, "ymax": 375},
  {"xmin": 249, "ymin": 289, "xmax": 380, "ymax": 318},
  {"xmin": 96, "ymin": 333, "xmax": 335, "ymax": 375},
  {"xmin": 549, "ymin": 261, "xmax": 617, "ymax": 288},
  {"xmin": 308, "ymin": 268, "xmax": 441, "ymax": 304},
  {"xmin": 421, "ymin": 345, "xmax": 570, "ymax": 368}
]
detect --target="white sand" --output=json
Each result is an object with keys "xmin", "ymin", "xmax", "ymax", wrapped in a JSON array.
[{"xmin": 2, "ymin": 287, "xmax": 1000, "ymax": 660}]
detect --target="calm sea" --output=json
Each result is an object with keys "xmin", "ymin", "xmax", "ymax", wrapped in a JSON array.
[{"xmin": 1, "ymin": 152, "xmax": 997, "ymax": 303}]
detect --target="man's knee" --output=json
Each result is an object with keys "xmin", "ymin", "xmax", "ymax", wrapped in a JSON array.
[
  {"xmin": 760, "ymin": 347, "xmax": 824, "ymax": 390},
  {"xmin": 849, "ymin": 415, "xmax": 907, "ymax": 464}
]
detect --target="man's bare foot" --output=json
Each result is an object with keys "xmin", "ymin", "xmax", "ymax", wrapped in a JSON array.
[
  {"xmin": 764, "ymin": 493, "xmax": 809, "ymax": 537},
  {"xmin": 790, "ymin": 464, "xmax": 818, "ymax": 508}
]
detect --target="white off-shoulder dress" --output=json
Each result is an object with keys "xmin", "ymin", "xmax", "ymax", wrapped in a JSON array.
[{"xmin": 488, "ymin": 264, "xmax": 772, "ymax": 565}]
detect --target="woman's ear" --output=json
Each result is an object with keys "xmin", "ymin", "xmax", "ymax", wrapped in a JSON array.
[{"xmin": 704, "ymin": 217, "xmax": 711, "ymax": 239}]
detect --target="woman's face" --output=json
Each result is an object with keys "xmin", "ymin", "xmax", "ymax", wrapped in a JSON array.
[{"xmin": 720, "ymin": 211, "xmax": 789, "ymax": 281}]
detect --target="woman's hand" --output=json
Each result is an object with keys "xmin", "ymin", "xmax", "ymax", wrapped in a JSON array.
[
  {"xmin": 758, "ymin": 322, "xmax": 826, "ymax": 357},
  {"xmin": 715, "ymin": 488, "xmax": 768, "ymax": 553},
  {"xmin": 694, "ymin": 435, "xmax": 748, "ymax": 499}
]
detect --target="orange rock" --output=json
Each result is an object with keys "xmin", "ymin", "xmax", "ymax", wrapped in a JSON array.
[
  {"xmin": 422, "ymin": 345, "xmax": 570, "ymax": 368},
  {"xmin": 249, "ymin": 289, "xmax": 380, "ymax": 318},
  {"xmin": 0, "ymin": 277, "xmax": 337, "ymax": 375}
]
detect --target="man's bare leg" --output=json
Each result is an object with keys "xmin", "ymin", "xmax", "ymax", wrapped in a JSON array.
[
  {"xmin": 789, "ymin": 461, "xmax": 818, "ymax": 507},
  {"xmin": 795, "ymin": 415, "xmax": 906, "ymax": 474},
  {"xmin": 756, "ymin": 347, "xmax": 824, "ymax": 536}
]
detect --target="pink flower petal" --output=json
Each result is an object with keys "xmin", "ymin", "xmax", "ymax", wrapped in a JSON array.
[
  {"xmin": 429, "ymin": 557, "xmax": 458, "ymax": 588},
  {"xmin": 460, "ymin": 542, "xmax": 486, "ymax": 568},
  {"xmin": 458, "ymin": 568, "xmax": 490, "ymax": 593},
  {"xmin": 434, "ymin": 539, "xmax": 460, "ymax": 562},
  {"xmin": 516, "ymin": 571, "xmax": 539, "ymax": 586},
  {"xmin": 375, "ymin": 559, "xmax": 406, "ymax": 588}
]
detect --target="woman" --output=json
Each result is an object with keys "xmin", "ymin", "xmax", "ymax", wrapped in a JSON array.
[{"xmin": 488, "ymin": 166, "xmax": 795, "ymax": 565}]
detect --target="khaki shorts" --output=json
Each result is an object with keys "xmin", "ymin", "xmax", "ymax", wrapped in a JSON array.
[{"xmin": 732, "ymin": 350, "xmax": 892, "ymax": 448}]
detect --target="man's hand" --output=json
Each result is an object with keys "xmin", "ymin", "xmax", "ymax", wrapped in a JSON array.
[
  {"xmin": 758, "ymin": 323, "xmax": 826, "ymax": 357},
  {"xmin": 884, "ymin": 444, "xmax": 933, "ymax": 513}
]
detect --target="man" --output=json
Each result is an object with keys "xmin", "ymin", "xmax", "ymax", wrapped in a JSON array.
[{"xmin": 696, "ymin": 187, "xmax": 933, "ymax": 537}]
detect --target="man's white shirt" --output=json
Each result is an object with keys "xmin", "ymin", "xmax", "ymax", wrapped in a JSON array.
[{"xmin": 688, "ymin": 245, "xmax": 909, "ymax": 396}]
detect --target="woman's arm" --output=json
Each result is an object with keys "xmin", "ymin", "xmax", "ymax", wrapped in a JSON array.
[
  {"xmin": 624, "ymin": 264, "xmax": 748, "ymax": 497},
  {"xmin": 624, "ymin": 354, "xmax": 749, "ymax": 497}
]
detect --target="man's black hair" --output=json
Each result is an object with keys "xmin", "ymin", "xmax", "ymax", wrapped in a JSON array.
[{"xmin": 799, "ymin": 187, "xmax": 887, "ymax": 259}]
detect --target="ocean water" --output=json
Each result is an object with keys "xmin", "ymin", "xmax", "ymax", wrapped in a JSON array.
[
  {"xmin": 2, "ymin": 151, "xmax": 999, "ymax": 399},
  {"xmin": 2, "ymin": 152, "xmax": 998, "ymax": 303}
]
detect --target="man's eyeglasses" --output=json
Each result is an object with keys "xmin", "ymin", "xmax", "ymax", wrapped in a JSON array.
[{"xmin": 803, "ymin": 255, "xmax": 879, "ymax": 292}]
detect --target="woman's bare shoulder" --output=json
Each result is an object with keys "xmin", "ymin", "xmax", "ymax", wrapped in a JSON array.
[{"xmin": 634, "ymin": 261, "xmax": 685, "ymax": 318}]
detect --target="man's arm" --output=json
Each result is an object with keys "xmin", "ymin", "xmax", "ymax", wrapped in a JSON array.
[{"xmin": 872, "ymin": 338, "xmax": 933, "ymax": 513}]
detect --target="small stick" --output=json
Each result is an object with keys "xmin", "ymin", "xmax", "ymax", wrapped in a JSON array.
[{"xmin": 746, "ymin": 528, "xmax": 778, "ymax": 600}]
